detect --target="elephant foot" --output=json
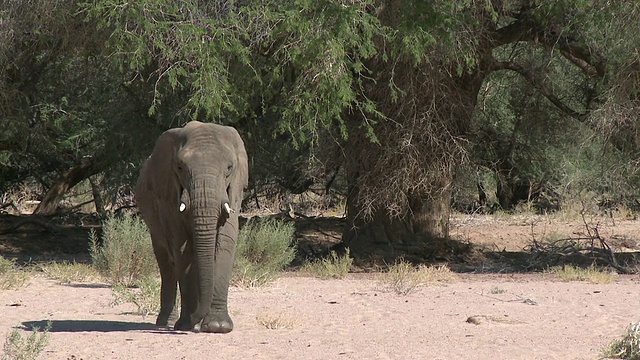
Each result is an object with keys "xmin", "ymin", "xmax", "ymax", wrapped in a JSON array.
[
  {"xmin": 156, "ymin": 309, "xmax": 178, "ymax": 327},
  {"xmin": 194, "ymin": 312, "xmax": 234, "ymax": 334},
  {"xmin": 174, "ymin": 316, "xmax": 194, "ymax": 331}
]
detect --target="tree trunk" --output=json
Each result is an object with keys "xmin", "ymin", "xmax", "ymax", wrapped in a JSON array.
[
  {"xmin": 33, "ymin": 161, "xmax": 99, "ymax": 216},
  {"xmin": 89, "ymin": 177, "xmax": 107, "ymax": 218},
  {"xmin": 496, "ymin": 175, "xmax": 515, "ymax": 210},
  {"xmin": 340, "ymin": 158, "xmax": 454, "ymax": 263}
]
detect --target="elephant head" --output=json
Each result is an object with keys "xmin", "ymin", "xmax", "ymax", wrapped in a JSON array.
[{"xmin": 136, "ymin": 121, "xmax": 248, "ymax": 333}]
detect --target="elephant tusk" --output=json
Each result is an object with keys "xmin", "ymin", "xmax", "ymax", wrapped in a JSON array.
[
  {"xmin": 179, "ymin": 203, "xmax": 186, "ymax": 212},
  {"xmin": 224, "ymin": 202, "xmax": 234, "ymax": 214}
]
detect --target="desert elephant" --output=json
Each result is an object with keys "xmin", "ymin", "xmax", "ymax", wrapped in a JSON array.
[{"xmin": 135, "ymin": 121, "xmax": 248, "ymax": 333}]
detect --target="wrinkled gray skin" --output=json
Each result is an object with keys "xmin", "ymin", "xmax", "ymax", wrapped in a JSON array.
[{"xmin": 135, "ymin": 121, "xmax": 248, "ymax": 333}]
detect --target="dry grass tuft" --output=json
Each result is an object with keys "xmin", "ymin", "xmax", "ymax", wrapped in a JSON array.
[
  {"xmin": 377, "ymin": 260, "xmax": 457, "ymax": 295},
  {"xmin": 40, "ymin": 261, "xmax": 102, "ymax": 284},
  {"xmin": 256, "ymin": 314, "xmax": 295, "ymax": 330},
  {"xmin": 544, "ymin": 264, "xmax": 616, "ymax": 284},
  {"xmin": 301, "ymin": 249, "xmax": 353, "ymax": 280},
  {"xmin": 0, "ymin": 256, "xmax": 31, "ymax": 290}
]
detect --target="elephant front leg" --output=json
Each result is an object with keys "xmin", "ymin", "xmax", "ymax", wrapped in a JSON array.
[
  {"xmin": 196, "ymin": 218, "xmax": 238, "ymax": 333},
  {"xmin": 154, "ymin": 249, "xmax": 178, "ymax": 327},
  {"xmin": 174, "ymin": 262, "xmax": 199, "ymax": 331}
]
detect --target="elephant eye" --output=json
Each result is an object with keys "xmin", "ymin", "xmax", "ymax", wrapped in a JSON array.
[
  {"xmin": 176, "ymin": 160, "xmax": 186, "ymax": 172},
  {"xmin": 226, "ymin": 164, "xmax": 233, "ymax": 176}
]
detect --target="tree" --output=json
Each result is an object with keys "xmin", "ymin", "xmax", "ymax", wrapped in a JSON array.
[
  {"xmin": 0, "ymin": 0, "xmax": 176, "ymax": 215},
  {"xmin": 342, "ymin": 0, "xmax": 640, "ymax": 258},
  {"xmin": 84, "ymin": 0, "xmax": 640, "ymax": 259}
]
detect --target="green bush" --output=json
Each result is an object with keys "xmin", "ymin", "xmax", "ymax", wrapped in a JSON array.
[
  {"xmin": 90, "ymin": 214, "xmax": 157, "ymax": 286},
  {"xmin": 233, "ymin": 218, "xmax": 296, "ymax": 287},
  {"xmin": 605, "ymin": 322, "xmax": 640, "ymax": 360},
  {"xmin": 2, "ymin": 321, "xmax": 51, "ymax": 360}
]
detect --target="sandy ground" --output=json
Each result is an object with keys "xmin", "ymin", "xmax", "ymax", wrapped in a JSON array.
[
  {"xmin": 2, "ymin": 274, "xmax": 640, "ymax": 360},
  {"xmin": 2, "ymin": 214, "xmax": 640, "ymax": 359}
]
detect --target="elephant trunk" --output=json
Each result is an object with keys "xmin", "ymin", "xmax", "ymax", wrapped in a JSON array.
[{"xmin": 189, "ymin": 174, "xmax": 226, "ymax": 328}]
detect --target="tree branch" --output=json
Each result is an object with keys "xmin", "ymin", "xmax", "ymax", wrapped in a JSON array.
[
  {"xmin": 488, "ymin": 57, "xmax": 587, "ymax": 121},
  {"xmin": 491, "ymin": 17, "xmax": 606, "ymax": 78}
]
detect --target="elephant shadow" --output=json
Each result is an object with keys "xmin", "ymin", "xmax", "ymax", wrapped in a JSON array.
[{"xmin": 21, "ymin": 320, "xmax": 185, "ymax": 334}]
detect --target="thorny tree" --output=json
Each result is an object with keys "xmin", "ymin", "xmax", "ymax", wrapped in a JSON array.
[{"xmin": 78, "ymin": 1, "xmax": 640, "ymax": 259}]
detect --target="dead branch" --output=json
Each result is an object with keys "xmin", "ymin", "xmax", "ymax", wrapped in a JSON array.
[
  {"xmin": 0, "ymin": 201, "xmax": 20, "ymax": 213},
  {"xmin": 0, "ymin": 216, "xmax": 62, "ymax": 235},
  {"xmin": 526, "ymin": 213, "xmax": 635, "ymax": 274},
  {"xmin": 580, "ymin": 212, "xmax": 631, "ymax": 274}
]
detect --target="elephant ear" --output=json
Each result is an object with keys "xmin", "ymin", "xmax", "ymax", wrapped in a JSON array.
[
  {"xmin": 136, "ymin": 128, "xmax": 183, "ymax": 211},
  {"xmin": 227, "ymin": 127, "xmax": 248, "ymax": 212}
]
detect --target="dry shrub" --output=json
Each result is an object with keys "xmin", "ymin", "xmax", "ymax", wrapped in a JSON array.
[
  {"xmin": 377, "ymin": 260, "xmax": 457, "ymax": 295},
  {"xmin": 301, "ymin": 249, "xmax": 353, "ymax": 280}
]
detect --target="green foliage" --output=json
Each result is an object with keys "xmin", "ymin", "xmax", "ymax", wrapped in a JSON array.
[
  {"xmin": 84, "ymin": 0, "xmax": 386, "ymax": 145},
  {"xmin": 90, "ymin": 214, "xmax": 157, "ymax": 286},
  {"xmin": 301, "ymin": 249, "xmax": 352, "ymax": 280},
  {"xmin": 2, "ymin": 321, "xmax": 51, "ymax": 360},
  {"xmin": 605, "ymin": 322, "xmax": 640, "ymax": 360},
  {"xmin": 0, "ymin": 0, "xmax": 166, "ymax": 204},
  {"xmin": 2, "ymin": 0, "xmax": 640, "ymax": 255},
  {"xmin": 233, "ymin": 218, "xmax": 296, "ymax": 287}
]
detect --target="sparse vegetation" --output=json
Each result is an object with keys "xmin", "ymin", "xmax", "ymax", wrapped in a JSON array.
[
  {"xmin": 490, "ymin": 286, "xmax": 507, "ymax": 294},
  {"xmin": 89, "ymin": 214, "xmax": 157, "ymax": 287},
  {"xmin": 544, "ymin": 264, "xmax": 616, "ymax": 284},
  {"xmin": 40, "ymin": 261, "xmax": 101, "ymax": 284},
  {"xmin": 2, "ymin": 321, "xmax": 51, "ymax": 360},
  {"xmin": 377, "ymin": 260, "xmax": 457, "ymax": 295},
  {"xmin": 256, "ymin": 314, "xmax": 295, "ymax": 330},
  {"xmin": 0, "ymin": 255, "xmax": 14, "ymax": 274},
  {"xmin": 111, "ymin": 275, "xmax": 161, "ymax": 317},
  {"xmin": 301, "ymin": 249, "xmax": 353, "ymax": 280},
  {"xmin": 0, "ymin": 256, "xmax": 31, "ymax": 290},
  {"xmin": 88, "ymin": 214, "xmax": 160, "ymax": 315},
  {"xmin": 605, "ymin": 321, "xmax": 640, "ymax": 360},
  {"xmin": 233, "ymin": 218, "xmax": 296, "ymax": 287}
]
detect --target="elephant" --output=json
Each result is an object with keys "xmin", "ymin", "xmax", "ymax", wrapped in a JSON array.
[{"xmin": 135, "ymin": 121, "xmax": 248, "ymax": 333}]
